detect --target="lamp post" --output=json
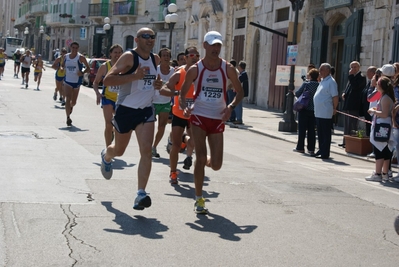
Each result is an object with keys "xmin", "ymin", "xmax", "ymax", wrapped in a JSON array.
[
  {"xmin": 14, "ymin": 29, "xmax": 18, "ymax": 38},
  {"xmin": 278, "ymin": 0, "xmax": 305, "ymax": 132},
  {"xmin": 165, "ymin": 3, "xmax": 178, "ymax": 53},
  {"xmin": 24, "ymin": 27, "xmax": 29, "ymax": 49},
  {"xmin": 39, "ymin": 25, "xmax": 44, "ymax": 57},
  {"xmin": 103, "ymin": 17, "xmax": 111, "ymax": 57}
]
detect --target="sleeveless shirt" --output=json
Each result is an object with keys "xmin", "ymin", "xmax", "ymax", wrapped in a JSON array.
[
  {"xmin": 117, "ymin": 52, "xmax": 157, "ymax": 109},
  {"xmin": 153, "ymin": 65, "xmax": 174, "ymax": 104},
  {"xmin": 173, "ymin": 67, "xmax": 194, "ymax": 119},
  {"xmin": 64, "ymin": 53, "xmax": 83, "ymax": 83},
  {"xmin": 192, "ymin": 59, "xmax": 228, "ymax": 119}
]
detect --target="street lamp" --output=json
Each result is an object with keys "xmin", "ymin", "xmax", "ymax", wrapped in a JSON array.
[
  {"xmin": 24, "ymin": 27, "xmax": 29, "ymax": 49},
  {"xmin": 165, "ymin": 3, "xmax": 178, "ymax": 52},
  {"xmin": 39, "ymin": 25, "xmax": 44, "ymax": 58},
  {"xmin": 278, "ymin": 0, "xmax": 305, "ymax": 132},
  {"xmin": 103, "ymin": 17, "xmax": 111, "ymax": 57}
]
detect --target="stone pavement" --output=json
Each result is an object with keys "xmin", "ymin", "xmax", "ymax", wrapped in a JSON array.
[{"xmin": 233, "ymin": 103, "xmax": 374, "ymax": 162}]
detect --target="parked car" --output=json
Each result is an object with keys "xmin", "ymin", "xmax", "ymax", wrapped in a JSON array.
[{"xmin": 82, "ymin": 58, "xmax": 107, "ymax": 87}]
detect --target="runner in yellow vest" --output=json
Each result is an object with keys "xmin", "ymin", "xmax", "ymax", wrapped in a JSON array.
[
  {"xmin": 0, "ymin": 47, "xmax": 8, "ymax": 80},
  {"xmin": 93, "ymin": 44, "xmax": 123, "ymax": 146}
]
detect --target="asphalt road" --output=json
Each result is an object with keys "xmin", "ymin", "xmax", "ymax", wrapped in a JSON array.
[{"xmin": 0, "ymin": 62, "xmax": 398, "ymax": 266}]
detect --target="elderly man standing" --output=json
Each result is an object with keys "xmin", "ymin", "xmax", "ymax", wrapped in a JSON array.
[
  {"xmin": 339, "ymin": 61, "xmax": 367, "ymax": 147},
  {"xmin": 312, "ymin": 63, "xmax": 339, "ymax": 159}
]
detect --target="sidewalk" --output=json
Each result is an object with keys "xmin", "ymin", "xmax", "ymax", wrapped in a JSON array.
[{"xmin": 233, "ymin": 103, "xmax": 375, "ymax": 162}]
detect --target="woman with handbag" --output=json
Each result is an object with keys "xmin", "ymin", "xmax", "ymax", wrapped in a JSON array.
[
  {"xmin": 366, "ymin": 76, "xmax": 396, "ymax": 182},
  {"xmin": 293, "ymin": 68, "xmax": 319, "ymax": 155}
]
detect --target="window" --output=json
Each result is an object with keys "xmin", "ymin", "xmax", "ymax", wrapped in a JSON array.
[
  {"xmin": 125, "ymin": 35, "xmax": 134, "ymax": 49},
  {"xmin": 276, "ymin": 7, "xmax": 289, "ymax": 22},
  {"xmin": 236, "ymin": 17, "xmax": 246, "ymax": 29}
]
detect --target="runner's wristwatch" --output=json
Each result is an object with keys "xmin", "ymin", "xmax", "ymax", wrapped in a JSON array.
[{"xmin": 229, "ymin": 104, "xmax": 236, "ymax": 110}]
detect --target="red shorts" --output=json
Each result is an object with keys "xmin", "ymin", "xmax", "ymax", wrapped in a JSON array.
[{"xmin": 190, "ymin": 114, "xmax": 225, "ymax": 135}]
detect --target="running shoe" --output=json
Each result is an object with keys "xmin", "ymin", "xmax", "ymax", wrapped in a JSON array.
[
  {"xmin": 133, "ymin": 193, "xmax": 151, "ymax": 210},
  {"xmin": 61, "ymin": 100, "xmax": 66, "ymax": 106},
  {"xmin": 53, "ymin": 93, "xmax": 57, "ymax": 101},
  {"xmin": 152, "ymin": 147, "xmax": 160, "ymax": 158},
  {"xmin": 101, "ymin": 149, "xmax": 113, "ymax": 179},
  {"xmin": 66, "ymin": 117, "xmax": 72, "ymax": 126},
  {"xmin": 169, "ymin": 171, "xmax": 178, "ymax": 184},
  {"xmin": 59, "ymin": 97, "xmax": 63, "ymax": 102},
  {"xmin": 25, "ymin": 84, "xmax": 28, "ymax": 89},
  {"xmin": 365, "ymin": 172, "xmax": 382, "ymax": 182},
  {"xmin": 183, "ymin": 156, "xmax": 192, "ymax": 170},
  {"xmin": 194, "ymin": 198, "xmax": 208, "ymax": 214}
]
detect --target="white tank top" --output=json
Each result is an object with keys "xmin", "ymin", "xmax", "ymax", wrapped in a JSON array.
[
  {"xmin": 117, "ymin": 52, "xmax": 157, "ymax": 109},
  {"xmin": 192, "ymin": 59, "xmax": 228, "ymax": 119},
  {"xmin": 64, "ymin": 53, "xmax": 82, "ymax": 83},
  {"xmin": 21, "ymin": 55, "xmax": 31, "ymax": 68},
  {"xmin": 153, "ymin": 65, "xmax": 174, "ymax": 104}
]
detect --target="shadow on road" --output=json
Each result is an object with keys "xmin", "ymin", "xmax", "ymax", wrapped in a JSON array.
[
  {"xmin": 101, "ymin": 201, "xmax": 168, "ymax": 238},
  {"xmin": 165, "ymin": 180, "xmax": 219, "ymax": 200},
  {"xmin": 92, "ymin": 158, "xmax": 135, "ymax": 170},
  {"xmin": 185, "ymin": 212, "xmax": 257, "ymax": 241},
  {"xmin": 59, "ymin": 125, "xmax": 89, "ymax": 132}
]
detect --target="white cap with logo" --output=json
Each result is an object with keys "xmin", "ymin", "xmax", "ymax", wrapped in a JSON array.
[{"xmin": 204, "ymin": 31, "xmax": 223, "ymax": 45}]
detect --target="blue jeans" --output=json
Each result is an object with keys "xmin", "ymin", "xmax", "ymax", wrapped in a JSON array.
[
  {"xmin": 393, "ymin": 128, "xmax": 399, "ymax": 158},
  {"xmin": 235, "ymin": 100, "xmax": 243, "ymax": 122},
  {"xmin": 227, "ymin": 90, "xmax": 236, "ymax": 121},
  {"xmin": 296, "ymin": 110, "xmax": 315, "ymax": 151}
]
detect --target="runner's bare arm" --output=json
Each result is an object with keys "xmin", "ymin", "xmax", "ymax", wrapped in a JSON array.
[
  {"xmin": 51, "ymin": 58, "xmax": 59, "ymax": 70},
  {"xmin": 80, "ymin": 56, "xmax": 90, "ymax": 75},
  {"xmin": 103, "ymin": 51, "xmax": 149, "ymax": 87},
  {"xmin": 179, "ymin": 65, "xmax": 198, "ymax": 116},
  {"xmin": 93, "ymin": 63, "xmax": 107, "ymax": 105},
  {"xmin": 160, "ymin": 71, "xmax": 180, "ymax": 97}
]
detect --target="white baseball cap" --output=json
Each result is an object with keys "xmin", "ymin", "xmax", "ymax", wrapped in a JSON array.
[
  {"xmin": 204, "ymin": 31, "xmax": 223, "ymax": 45},
  {"xmin": 381, "ymin": 64, "xmax": 396, "ymax": 77}
]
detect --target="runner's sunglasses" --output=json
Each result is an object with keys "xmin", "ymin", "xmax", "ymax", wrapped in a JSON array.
[{"xmin": 139, "ymin": 34, "xmax": 156, "ymax": 40}]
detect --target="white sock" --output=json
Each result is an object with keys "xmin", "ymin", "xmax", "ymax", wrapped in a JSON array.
[
  {"xmin": 195, "ymin": 195, "xmax": 203, "ymax": 200},
  {"xmin": 137, "ymin": 189, "xmax": 146, "ymax": 195}
]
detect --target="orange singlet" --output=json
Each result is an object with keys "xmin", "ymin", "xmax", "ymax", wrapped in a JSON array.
[{"xmin": 172, "ymin": 67, "xmax": 194, "ymax": 119}]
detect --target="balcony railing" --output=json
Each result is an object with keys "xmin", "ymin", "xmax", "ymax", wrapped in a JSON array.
[
  {"xmin": 45, "ymin": 13, "xmax": 62, "ymax": 25},
  {"xmin": 113, "ymin": 1, "xmax": 137, "ymax": 16},
  {"xmin": 31, "ymin": 3, "xmax": 48, "ymax": 14},
  {"xmin": 88, "ymin": 3, "xmax": 110, "ymax": 17}
]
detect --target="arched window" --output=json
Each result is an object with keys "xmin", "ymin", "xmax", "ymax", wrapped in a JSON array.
[{"xmin": 125, "ymin": 35, "xmax": 134, "ymax": 50}]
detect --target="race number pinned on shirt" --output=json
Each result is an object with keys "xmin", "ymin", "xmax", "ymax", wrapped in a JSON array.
[
  {"xmin": 202, "ymin": 86, "xmax": 223, "ymax": 102},
  {"xmin": 141, "ymin": 67, "xmax": 155, "ymax": 91},
  {"xmin": 108, "ymin": 85, "xmax": 120, "ymax": 92}
]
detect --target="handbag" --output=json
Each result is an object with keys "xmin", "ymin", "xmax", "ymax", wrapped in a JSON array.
[
  {"xmin": 374, "ymin": 123, "xmax": 391, "ymax": 142},
  {"xmin": 293, "ymin": 87, "xmax": 310, "ymax": 112}
]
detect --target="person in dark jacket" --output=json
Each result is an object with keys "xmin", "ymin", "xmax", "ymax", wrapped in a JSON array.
[
  {"xmin": 293, "ymin": 68, "xmax": 319, "ymax": 154},
  {"xmin": 360, "ymin": 66, "xmax": 377, "ymax": 136},
  {"xmin": 233, "ymin": 60, "xmax": 248, "ymax": 124},
  {"xmin": 340, "ymin": 61, "xmax": 367, "ymax": 147}
]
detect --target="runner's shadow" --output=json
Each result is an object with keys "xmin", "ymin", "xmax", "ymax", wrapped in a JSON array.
[
  {"xmin": 113, "ymin": 158, "xmax": 135, "ymax": 170},
  {"xmin": 152, "ymin": 157, "xmax": 171, "ymax": 166},
  {"xmin": 101, "ymin": 201, "xmax": 168, "ymax": 239},
  {"xmin": 58, "ymin": 125, "xmax": 88, "ymax": 132},
  {"xmin": 186, "ymin": 212, "xmax": 257, "ymax": 241},
  {"xmin": 165, "ymin": 181, "xmax": 219, "ymax": 200}
]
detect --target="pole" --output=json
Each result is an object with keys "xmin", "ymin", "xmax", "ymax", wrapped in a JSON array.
[
  {"xmin": 169, "ymin": 22, "xmax": 175, "ymax": 50},
  {"xmin": 278, "ymin": 0, "xmax": 300, "ymax": 132}
]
